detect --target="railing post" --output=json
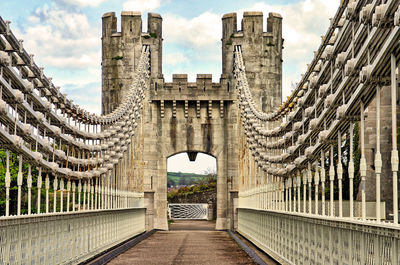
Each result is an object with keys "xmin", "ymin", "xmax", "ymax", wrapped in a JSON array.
[
  {"xmin": 83, "ymin": 179, "xmax": 87, "ymax": 211},
  {"xmin": 391, "ymin": 53, "xmax": 399, "ymax": 225},
  {"xmin": 103, "ymin": 174, "xmax": 106, "ymax": 209},
  {"xmin": 283, "ymin": 179, "xmax": 286, "ymax": 211},
  {"xmin": 72, "ymin": 180, "xmax": 76, "ymax": 212},
  {"xmin": 107, "ymin": 170, "xmax": 111, "ymax": 209},
  {"xmin": 314, "ymin": 163, "xmax": 319, "ymax": 215},
  {"xmin": 95, "ymin": 177, "xmax": 99, "ymax": 210},
  {"xmin": 27, "ymin": 165, "xmax": 32, "ymax": 215},
  {"xmin": 45, "ymin": 173, "xmax": 49, "ymax": 213},
  {"xmin": 293, "ymin": 176, "xmax": 296, "ymax": 212},
  {"xmin": 337, "ymin": 131, "xmax": 343, "ymax": 218},
  {"xmin": 274, "ymin": 177, "xmax": 277, "ymax": 211},
  {"xmin": 67, "ymin": 179, "xmax": 71, "ymax": 212},
  {"xmin": 87, "ymin": 179, "xmax": 91, "ymax": 210},
  {"xmin": 90, "ymin": 178, "xmax": 95, "ymax": 210},
  {"xmin": 349, "ymin": 123, "xmax": 355, "ymax": 218},
  {"xmin": 289, "ymin": 178, "xmax": 292, "ymax": 212},
  {"xmin": 78, "ymin": 179, "xmax": 82, "ymax": 211},
  {"xmin": 308, "ymin": 163, "xmax": 312, "ymax": 215},
  {"xmin": 303, "ymin": 170, "xmax": 307, "ymax": 213},
  {"xmin": 60, "ymin": 177, "xmax": 64, "ymax": 213},
  {"xmin": 53, "ymin": 175, "xmax": 58, "ymax": 213},
  {"xmin": 360, "ymin": 101, "xmax": 367, "ymax": 221},
  {"xmin": 281, "ymin": 178, "xmax": 285, "ymax": 211},
  {"xmin": 5, "ymin": 150, "xmax": 10, "ymax": 216},
  {"xmin": 17, "ymin": 155, "xmax": 23, "ymax": 216},
  {"xmin": 375, "ymin": 85, "xmax": 382, "ymax": 222},
  {"xmin": 329, "ymin": 146, "xmax": 335, "ymax": 217},
  {"xmin": 320, "ymin": 151, "xmax": 326, "ymax": 216},
  {"xmin": 37, "ymin": 167, "xmax": 42, "ymax": 214},
  {"xmin": 297, "ymin": 171, "xmax": 301, "ymax": 213}
]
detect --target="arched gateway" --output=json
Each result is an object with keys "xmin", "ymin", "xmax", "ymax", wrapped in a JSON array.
[{"xmin": 101, "ymin": 11, "xmax": 283, "ymax": 230}]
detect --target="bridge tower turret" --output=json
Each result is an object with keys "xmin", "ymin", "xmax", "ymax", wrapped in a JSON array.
[
  {"xmin": 222, "ymin": 12, "xmax": 283, "ymax": 113},
  {"xmin": 101, "ymin": 12, "xmax": 163, "ymax": 114}
]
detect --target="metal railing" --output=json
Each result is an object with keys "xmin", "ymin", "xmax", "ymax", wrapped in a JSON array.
[
  {"xmin": 238, "ymin": 208, "xmax": 400, "ymax": 264},
  {"xmin": 0, "ymin": 207, "xmax": 145, "ymax": 264}
]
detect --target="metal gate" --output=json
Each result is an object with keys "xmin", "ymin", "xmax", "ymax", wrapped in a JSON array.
[{"xmin": 168, "ymin": 203, "xmax": 208, "ymax": 220}]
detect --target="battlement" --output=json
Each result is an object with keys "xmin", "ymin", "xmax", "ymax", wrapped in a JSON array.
[
  {"xmin": 222, "ymin": 12, "xmax": 282, "ymax": 39},
  {"xmin": 102, "ymin": 12, "xmax": 162, "ymax": 39},
  {"xmin": 165, "ymin": 74, "xmax": 219, "ymax": 91},
  {"xmin": 147, "ymin": 73, "xmax": 235, "ymax": 101},
  {"xmin": 102, "ymin": 10, "xmax": 282, "ymax": 114}
]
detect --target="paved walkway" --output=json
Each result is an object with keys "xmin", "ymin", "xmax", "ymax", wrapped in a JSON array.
[{"xmin": 107, "ymin": 221, "xmax": 256, "ymax": 265}]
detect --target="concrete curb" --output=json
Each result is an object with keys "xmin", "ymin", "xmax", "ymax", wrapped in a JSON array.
[
  {"xmin": 84, "ymin": 230, "xmax": 158, "ymax": 265},
  {"xmin": 228, "ymin": 230, "xmax": 270, "ymax": 265}
]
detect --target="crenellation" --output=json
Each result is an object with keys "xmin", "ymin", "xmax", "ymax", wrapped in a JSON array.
[
  {"xmin": 267, "ymin": 12, "xmax": 283, "ymax": 54},
  {"xmin": 242, "ymin": 12, "xmax": 264, "ymax": 36},
  {"xmin": 121, "ymin": 11, "xmax": 142, "ymax": 37},
  {"xmin": 196, "ymin": 74, "xmax": 213, "ymax": 91},
  {"xmin": 172, "ymin": 74, "xmax": 188, "ymax": 90},
  {"xmin": 148, "ymin": 13, "xmax": 162, "ymax": 38},
  {"xmin": 222, "ymin": 13, "xmax": 237, "ymax": 39},
  {"xmin": 102, "ymin": 12, "xmax": 117, "ymax": 38}
]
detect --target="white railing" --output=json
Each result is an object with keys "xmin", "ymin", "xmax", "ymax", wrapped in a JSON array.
[
  {"xmin": 238, "ymin": 208, "xmax": 400, "ymax": 265},
  {"xmin": 239, "ymin": 187, "xmax": 386, "ymax": 219},
  {"xmin": 0, "ymin": 207, "xmax": 145, "ymax": 264}
]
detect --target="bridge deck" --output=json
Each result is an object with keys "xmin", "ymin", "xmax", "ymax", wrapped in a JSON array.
[{"xmin": 108, "ymin": 221, "xmax": 257, "ymax": 265}]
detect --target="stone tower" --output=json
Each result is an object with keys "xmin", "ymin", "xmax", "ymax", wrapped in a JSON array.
[
  {"xmin": 102, "ymin": 12, "xmax": 163, "ymax": 114},
  {"xmin": 222, "ymin": 12, "xmax": 283, "ymax": 112},
  {"xmin": 101, "ymin": 11, "xmax": 283, "ymax": 230}
]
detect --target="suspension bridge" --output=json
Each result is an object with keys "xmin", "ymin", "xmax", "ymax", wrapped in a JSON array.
[{"xmin": 1, "ymin": 0, "xmax": 400, "ymax": 264}]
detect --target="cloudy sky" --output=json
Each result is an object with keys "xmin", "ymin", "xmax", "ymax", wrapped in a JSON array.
[{"xmin": 0, "ymin": 0, "xmax": 339, "ymax": 173}]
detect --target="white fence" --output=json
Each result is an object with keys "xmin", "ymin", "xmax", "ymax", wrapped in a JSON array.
[
  {"xmin": 0, "ymin": 208, "xmax": 145, "ymax": 264},
  {"xmin": 168, "ymin": 204, "xmax": 208, "ymax": 220},
  {"xmin": 238, "ymin": 208, "xmax": 400, "ymax": 265}
]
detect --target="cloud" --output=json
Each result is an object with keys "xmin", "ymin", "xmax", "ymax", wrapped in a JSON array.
[
  {"xmin": 123, "ymin": 0, "xmax": 161, "ymax": 12},
  {"xmin": 164, "ymin": 52, "xmax": 189, "ymax": 66},
  {"xmin": 17, "ymin": 5, "xmax": 101, "ymax": 69},
  {"xmin": 62, "ymin": 81, "xmax": 101, "ymax": 114},
  {"xmin": 161, "ymin": 12, "xmax": 222, "ymax": 81},
  {"xmin": 163, "ymin": 12, "xmax": 220, "ymax": 50},
  {"xmin": 12, "ymin": 4, "xmax": 102, "ymax": 113},
  {"xmin": 167, "ymin": 153, "xmax": 216, "ymax": 174},
  {"xmin": 56, "ymin": 0, "xmax": 108, "ymax": 7}
]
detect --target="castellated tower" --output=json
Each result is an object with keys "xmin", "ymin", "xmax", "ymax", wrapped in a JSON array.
[
  {"xmin": 222, "ymin": 12, "xmax": 283, "ymax": 113},
  {"xmin": 100, "ymin": 11, "xmax": 283, "ymax": 231},
  {"xmin": 101, "ymin": 12, "xmax": 163, "ymax": 114}
]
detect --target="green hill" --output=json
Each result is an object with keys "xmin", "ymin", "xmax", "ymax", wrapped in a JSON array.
[{"xmin": 167, "ymin": 172, "xmax": 207, "ymax": 187}]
